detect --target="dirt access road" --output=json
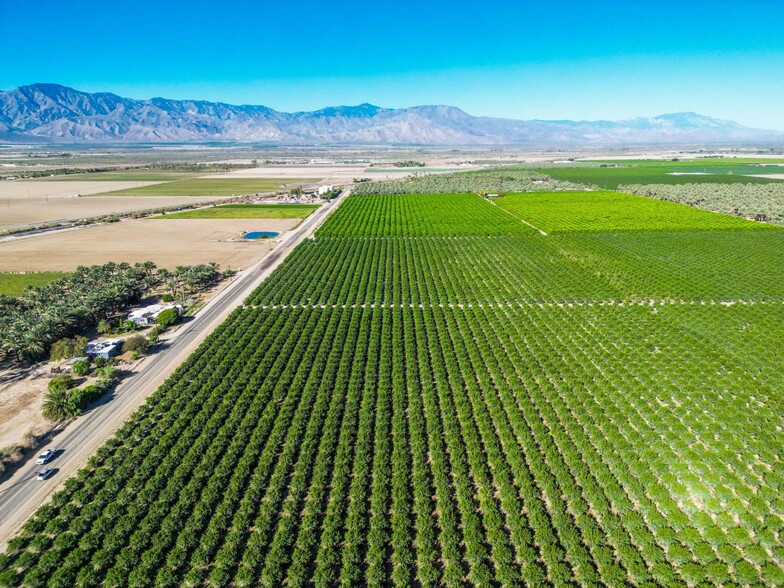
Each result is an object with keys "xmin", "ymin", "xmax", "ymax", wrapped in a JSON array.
[{"xmin": 0, "ymin": 190, "xmax": 348, "ymax": 549}]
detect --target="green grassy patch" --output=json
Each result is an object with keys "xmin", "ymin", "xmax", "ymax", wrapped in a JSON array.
[
  {"xmin": 585, "ymin": 157, "xmax": 784, "ymax": 167},
  {"xmin": 533, "ymin": 162, "xmax": 784, "ymax": 189},
  {"xmin": 156, "ymin": 204, "xmax": 319, "ymax": 220},
  {"xmin": 97, "ymin": 178, "xmax": 320, "ymax": 196},
  {"xmin": 496, "ymin": 190, "xmax": 769, "ymax": 233},
  {"xmin": 0, "ymin": 272, "xmax": 69, "ymax": 297}
]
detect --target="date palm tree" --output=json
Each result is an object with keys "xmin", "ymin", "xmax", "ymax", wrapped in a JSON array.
[{"xmin": 42, "ymin": 388, "xmax": 73, "ymax": 422}]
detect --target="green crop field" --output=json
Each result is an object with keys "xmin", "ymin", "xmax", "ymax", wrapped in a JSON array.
[
  {"xmin": 0, "ymin": 272, "xmax": 69, "ymax": 297},
  {"xmin": 532, "ymin": 161, "xmax": 784, "ymax": 189},
  {"xmin": 586, "ymin": 158, "xmax": 784, "ymax": 167},
  {"xmin": 319, "ymin": 192, "xmax": 538, "ymax": 236},
  {"xmin": 250, "ymin": 228, "xmax": 784, "ymax": 307},
  {"xmin": 495, "ymin": 190, "xmax": 770, "ymax": 233},
  {"xmin": 97, "ymin": 178, "xmax": 320, "ymax": 196},
  {"xmin": 2, "ymin": 191, "xmax": 782, "ymax": 587},
  {"xmin": 156, "ymin": 203, "xmax": 320, "ymax": 220}
]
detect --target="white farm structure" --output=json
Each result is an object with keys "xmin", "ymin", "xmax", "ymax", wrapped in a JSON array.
[{"xmin": 128, "ymin": 303, "xmax": 184, "ymax": 326}]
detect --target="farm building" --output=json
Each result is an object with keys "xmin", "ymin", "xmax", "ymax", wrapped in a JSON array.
[
  {"xmin": 317, "ymin": 184, "xmax": 334, "ymax": 196},
  {"xmin": 86, "ymin": 339, "xmax": 121, "ymax": 359},
  {"xmin": 128, "ymin": 303, "xmax": 184, "ymax": 326}
]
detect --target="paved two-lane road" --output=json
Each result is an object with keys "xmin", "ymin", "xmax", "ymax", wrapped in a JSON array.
[{"xmin": 0, "ymin": 190, "xmax": 348, "ymax": 548}]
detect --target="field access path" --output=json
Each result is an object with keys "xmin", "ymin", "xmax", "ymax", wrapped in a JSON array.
[{"xmin": 0, "ymin": 191, "xmax": 348, "ymax": 549}]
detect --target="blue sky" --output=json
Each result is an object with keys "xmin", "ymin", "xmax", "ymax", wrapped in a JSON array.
[{"xmin": 2, "ymin": 0, "xmax": 784, "ymax": 129}]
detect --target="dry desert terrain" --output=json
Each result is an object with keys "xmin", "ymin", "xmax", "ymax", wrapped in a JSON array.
[
  {"xmin": 0, "ymin": 180, "xmax": 228, "ymax": 230},
  {"xmin": 0, "ymin": 366, "xmax": 49, "ymax": 450},
  {"xmin": 200, "ymin": 165, "xmax": 362, "ymax": 182},
  {"xmin": 0, "ymin": 180, "xmax": 164, "ymax": 199},
  {"xmin": 0, "ymin": 195, "xmax": 228, "ymax": 230}
]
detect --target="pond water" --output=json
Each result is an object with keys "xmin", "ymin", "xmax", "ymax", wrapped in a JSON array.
[{"xmin": 243, "ymin": 231, "xmax": 279, "ymax": 240}]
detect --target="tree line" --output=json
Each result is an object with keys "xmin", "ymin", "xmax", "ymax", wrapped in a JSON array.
[{"xmin": 0, "ymin": 261, "xmax": 226, "ymax": 363}]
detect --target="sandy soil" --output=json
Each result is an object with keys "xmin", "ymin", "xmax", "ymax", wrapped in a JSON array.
[
  {"xmin": 746, "ymin": 174, "xmax": 784, "ymax": 179},
  {"xmin": 0, "ymin": 180, "xmax": 164, "ymax": 199},
  {"xmin": 201, "ymin": 165, "xmax": 364, "ymax": 182},
  {"xmin": 0, "ymin": 366, "xmax": 49, "ymax": 449},
  {"xmin": 0, "ymin": 277, "xmax": 234, "ymax": 453},
  {"xmin": 0, "ymin": 217, "xmax": 299, "ymax": 271},
  {"xmin": 201, "ymin": 164, "xmax": 479, "ymax": 183},
  {"xmin": 0, "ymin": 328, "xmax": 158, "ymax": 451},
  {"xmin": 0, "ymin": 195, "xmax": 230, "ymax": 230}
]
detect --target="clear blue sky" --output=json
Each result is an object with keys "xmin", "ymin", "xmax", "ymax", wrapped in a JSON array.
[{"xmin": 2, "ymin": 0, "xmax": 784, "ymax": 129}]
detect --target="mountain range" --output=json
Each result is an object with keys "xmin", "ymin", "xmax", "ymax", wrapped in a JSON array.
[{"xmin": 1, "ymin": 83, "xmax": 781, "ymax": 145}]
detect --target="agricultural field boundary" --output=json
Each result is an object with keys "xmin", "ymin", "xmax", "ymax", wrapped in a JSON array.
[
  {"xmin": 250, "ymin": 298, "xmax": 784, "ymax": 310},
  {"xmin": 2, "ymin": 188, "xmax": 782, "ymax": 587},
  {"xmin": 96, "ymin": 177, "xmax": 322, "ymax": 197},
  {"xmin": 0, "ymin": 190, "xmax": 349, "ymax": 550},
  {"xmin": 483, "ymin": 196, "xmax": 548, "ymax": 235},
  {"xmin": 495, "ymin": 190, "xmax": 771, "ymax": 233}
]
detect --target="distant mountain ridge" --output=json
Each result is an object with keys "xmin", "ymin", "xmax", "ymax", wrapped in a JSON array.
[{"xmin": 1, "ymin": 83, "xmax": 781, "ymax": 145}]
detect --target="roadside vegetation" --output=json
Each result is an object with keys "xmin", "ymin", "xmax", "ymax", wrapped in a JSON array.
[
  {"xmin": 42, "ymin": 370, "xmax": 117, "ymax": 422},
  {"xmin": 2, "ymin": 186, "xmax": 781, "ymax": 587},
  {"xmin": 317, "ymin": 187, "xmax": 342, "ymax": 200},
  {"xmin": 38, "ymin": 306, "xmax": 179, "ymax": 425}
]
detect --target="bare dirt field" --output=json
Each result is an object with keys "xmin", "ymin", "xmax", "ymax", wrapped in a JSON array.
[
  {"xmin": 0, "ymin": 195, "xmax": 229, "ymax": 230},
  {"xmin": 0, "ymin": 180, "xmax": 231, "ymax": 230},
  {"xmin": 0, "ymin": 333, "xmax": 149, "ymax": 453},
  {"xmin": 203, "ymin": 164, "xmax": 480, "ymax": 183},
  {"xmin": 0, "ymin": 217, "xmax": 299, "ymax": 271},
  {"xmin": 0, "ymin": 366, "xmax": 48, "ymax": 450},
  {"xmin": 747, "ymin": 173, "xmax": 784, "ymax": 180},
  {"xmin": 0, "ymin": 180, "xmax": 164, "ymax": 199},
  {"xmin": 201, "ymin": 165, "xmax": 363, "ymax": 183}
]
